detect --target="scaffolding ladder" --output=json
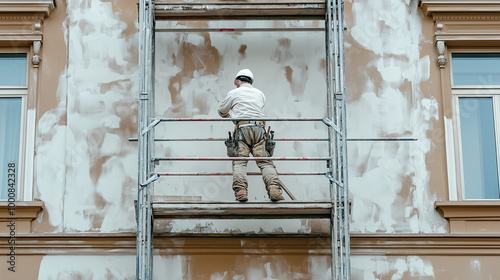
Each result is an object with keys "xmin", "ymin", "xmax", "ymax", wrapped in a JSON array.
[{"xmin": 136, "ymin": 1, "xmax": 350, "ymax": 279}]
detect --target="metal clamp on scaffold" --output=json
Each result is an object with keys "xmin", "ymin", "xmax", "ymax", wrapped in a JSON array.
[
  {"xmin": 325, "ymin": 173, "xmax": 344, "ymax": 188},
  {"xmin": 141, "ymin": 118, "xmax": 161, "ymax": 135},
  {"xmin": 322, "ymin": 118, "xmax": 342, "ymax": 134},
  {"xmin": 139, "ymin": 91, "xmax": 148, "ymax": 100},
  {"xmin": 139, "ymin": 173, "xmax": 159, "ymax": 190}
]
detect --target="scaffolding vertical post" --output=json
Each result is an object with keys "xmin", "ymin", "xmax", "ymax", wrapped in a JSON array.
[
  {"xmin": 326, "ymin": 0, "xmax": 350, "ymax": 279},
  {"xmin": 137, "ymin": 0, "xmax": 155, "ymax": 279}
]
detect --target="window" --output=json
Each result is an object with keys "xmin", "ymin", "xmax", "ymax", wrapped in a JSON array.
[
  {"xmin": 451, "ymin": 53, "xmax": 500, "ymax": 200},
  {"xmin": 0, "ymin": 53, "xmax": 28, "ymax": 200},
  {"xmin": 423, "ymin": 0, "xmax": 500, "ymax": 233},
  {"xmin": 0, "ymin": 1, "xmax": 54, "ymax": 231}
]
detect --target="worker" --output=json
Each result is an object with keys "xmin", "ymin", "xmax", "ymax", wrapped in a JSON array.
[{"xmin": 218, "ymin": 69, "xmax": 286, "ymax": 202}]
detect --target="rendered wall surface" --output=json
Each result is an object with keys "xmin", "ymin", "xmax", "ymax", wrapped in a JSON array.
[
  {"xmin": 33, "ymin": 0, "xmax": 446, "ymax": 234},
  {"xmin": 2, "ymin": 0, "xmax": 497, "ymax": 279}
]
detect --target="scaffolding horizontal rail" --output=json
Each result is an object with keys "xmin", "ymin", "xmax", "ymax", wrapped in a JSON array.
[
  {"xmin": 152, "ymin": 171, "xmax": 326, "ymax": 176},
  {"xmin": 153, "ymin": 156, "xmax": 330, "ymax": 161},
  {"xmin": 139, "ymin": 137, "xmax": 328, "ymax": 142},
  {"xmin": 129, "ymin": 137, "xmax": 417, "ymax": 142},
  {"xmin": 157, "ymin": 117, "xmax": 326, "ymax": 122},
  {"xmin": 156, "ymin": 27, "xmax": 325, "ymax": 33},
  {"xmin": 152, "ymin": 201, "xmax": 332, "ymax": 219}
]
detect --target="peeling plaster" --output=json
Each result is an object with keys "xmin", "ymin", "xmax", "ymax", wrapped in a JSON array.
[
  {"xmin": 34, "ymin": 0, "xmax": 446, "ymax": 237},
  {"xmin": 351, "ymin": 256, "xmax": 435, "ymax": 280},
  {"xmin": 346, "ymin": 0, "xmax": 446, "ymax": 233},
  {"xmin": 35, "ymin": 0, "xmax": 138, "ymax": 232},
  {"xmin": 39, "ymin": 255, "xmax": 136, "ymax": 279}
]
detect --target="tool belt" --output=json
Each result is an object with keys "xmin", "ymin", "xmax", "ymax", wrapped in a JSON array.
[
  {"xmin": 225, "ymin": 125, "xmax": 276, "ymax": 157},
  {"xmin": 236, "ymin": 120, "xmax": 265, "ymax": 126},
  {"xmin": 231, "ymin": 120, "xmax": 266, "ymax": 145}
]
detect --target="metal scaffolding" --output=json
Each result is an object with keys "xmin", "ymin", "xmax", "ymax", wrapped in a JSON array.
[{"xmin": 136, "ymin": 1, "xmax": 350, "ymax": 279}]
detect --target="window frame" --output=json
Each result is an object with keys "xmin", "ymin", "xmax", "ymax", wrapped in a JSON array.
[
  {"xmin": 422, "ymin": 0, "xmax": 500, "ymax": 233},
  {"xmin": 449, "ymin": 49, "xmax": 500, "ymax": 200},
  {"xmin": 0, "ymin": 48, "xmax": 35, "ymax": 201}
]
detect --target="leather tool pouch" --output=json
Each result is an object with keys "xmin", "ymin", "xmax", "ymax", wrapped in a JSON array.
[
  {"xmin": 265, "ymin": 130, "xmax": 276, "ymax": 156},
  {"xmin": 225, "ymin": 131, "xmax": 239, "ymax": 157}
]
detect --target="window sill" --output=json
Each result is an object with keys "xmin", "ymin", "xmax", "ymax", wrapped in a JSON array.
[
  {"xmin": 435, "ymin": 201, "xmax": 500, "ymax": 234},
  {"xmin": 0, "ymin": 201, "xmax": 43, "ymax": 234}
]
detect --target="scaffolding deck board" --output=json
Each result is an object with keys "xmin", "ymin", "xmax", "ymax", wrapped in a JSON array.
[
  {"xmin": 152, "ymin": 201, "xmax": 332, "ymax": 219},
  {"xmin": 154, "ymin": 0, "xmax": 326, "ymax": 20}
]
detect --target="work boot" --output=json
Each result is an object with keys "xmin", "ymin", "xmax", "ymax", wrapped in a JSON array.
[
  {"xmin": 269, "ymin": 188, "xmax": 284, "ymax": 202},
  {"xmin": 234, "ymin": 188, "xmax": 248, "ymax": 202}
]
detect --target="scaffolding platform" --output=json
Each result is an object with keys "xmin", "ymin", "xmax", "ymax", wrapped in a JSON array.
[
  {"xmin": 152, "ymin": 201, "xmax": 332, "ymax": 219},
  {"xmin": 136, "ymin": 0, "xmax": 350, "ymax": 279},
  {"xmin": 154, "ymin": 0, "xmax": 326, "ymax": 20}
]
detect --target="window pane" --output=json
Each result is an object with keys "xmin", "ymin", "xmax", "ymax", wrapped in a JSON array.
[
  {"xmin": 459, "ymin": 97, "xmax": 500, "ymax": 199},
  {"xmin": 0, "ymin": 54, "xmax": 27, "ymax": 86},
  {"xmin": 452, "ymin": 53, "xmax": 500, "ymax": 86},
  {"xmin": 0, "ymin": 98, "xmax": 22, "ymax": 200}
]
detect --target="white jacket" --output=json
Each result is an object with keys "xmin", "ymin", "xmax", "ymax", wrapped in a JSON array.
[{"xmin": 218, "ymin": 83, "xmax": 266, "ymax": 119}]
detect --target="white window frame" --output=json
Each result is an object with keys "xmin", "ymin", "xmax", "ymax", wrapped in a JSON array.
[
  {"xmin": 449, "ymin": 50, "xmax": 500, "ymax": 200},
  {"xmin": 0, "ymin": 49, "xmax": 34, "ymax": 201},
  {"xmin": 0, "ymin": 1, "xmax": 55, "ymax": 203}
]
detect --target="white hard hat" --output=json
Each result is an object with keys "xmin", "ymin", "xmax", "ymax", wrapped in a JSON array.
[{"xmin": 235, "ymin": 69, "xmax": 254, "ymax": 83}]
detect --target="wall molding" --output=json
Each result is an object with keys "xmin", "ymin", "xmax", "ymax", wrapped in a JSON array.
[
  {"xmin": 436, "ymin": 201, "xmax": 500, "ymax": 234},
  {"xmin": 420, "ymin": 0, "xmax": 500, "ymax": 15},
  {"xmin": 420, "ymin": 1, "xmax": 500, "ymax": 67},
  {"xmin": 0, "ymin": 1, "xmax": 56, "ymax": 17},
  {"xmin": 1, "ymin": 233, "xmax": 500, "ymax": 256}
]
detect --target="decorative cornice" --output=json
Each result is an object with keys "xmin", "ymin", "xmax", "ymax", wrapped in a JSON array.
[
  {"xmin": 0, "ymin": 2, "xmax": 54, "ymax": 54},
  {"xmin": 420, "ymin": 1, "xmax": 500, "ymax": 67},
  {"xmin": 434, "ymin": 15, "xmax": 500, "ymax": 21},
  {"xmin": 0, "ymin": 1, "xmax": 56, "ymax": 17},
  {"xmin": 420, "ymin": 1, "xmax": 500, "ymax": 16},
  {"xmin": 0, "ymin": 15, "xmax": 45, "ymax": 21}
]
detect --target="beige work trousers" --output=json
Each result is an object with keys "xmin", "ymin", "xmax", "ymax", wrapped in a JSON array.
[{"xmin": 231, "ymin": 125, "xmax": 284, "ymax": 195}]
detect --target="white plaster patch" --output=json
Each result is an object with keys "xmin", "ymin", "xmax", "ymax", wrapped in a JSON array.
[
  {"xmin": 167, "ymin": 219, "xmax": 307, "ymax": 235},
  {"xmin": 35, "ymin": 124, "xmax": 67, "ymax": 229},
  {"xmin": 39, "ymin": 255, "xmax": 136, "ymax": 279},
  {"xmin": 155, "ymin": 255, "xmax": 188, "ymax": 279},
  {"xmin": 100, "ymin": 133, "xmax": 122, "ymax": 156},
  {"xmin": 351, "ymin": 256, "xmax": 435, "ymax": 280},
  {"xmin": 347, "ymin": 0, "xmax": 446, "ymax": 233},
  {"xmin": 35, "ymin": 0, "xmax": 447, "ymax": 236},
  {"xmin": 34, "ymin": 0, "xmax": 139, "ymax": 232}
]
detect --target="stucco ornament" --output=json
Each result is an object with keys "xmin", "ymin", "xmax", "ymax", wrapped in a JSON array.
[
  {"xmin": 436, "ymin": 40, "xmax": 446, "ymax": 68},
  {"xmin": 33, "ymin": 40, "xmax": 41, "ymax": 67}
]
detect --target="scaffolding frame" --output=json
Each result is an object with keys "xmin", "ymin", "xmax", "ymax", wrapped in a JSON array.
[{"xmin": 136, "ymin": 1, "xmax": 349, "ymax": 279}]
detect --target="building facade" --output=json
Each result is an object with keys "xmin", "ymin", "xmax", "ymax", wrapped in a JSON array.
[{"xmin": 1, "ymin": 0, "xmax": 500, "ymax": 279}]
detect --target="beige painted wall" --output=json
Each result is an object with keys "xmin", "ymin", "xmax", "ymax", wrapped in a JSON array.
[{"xmin": 1, "ymin": 0, "xmax": 499, "ymax": 279}]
